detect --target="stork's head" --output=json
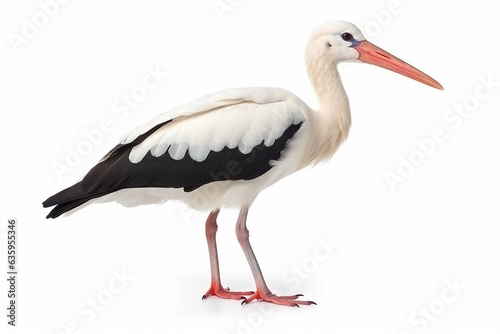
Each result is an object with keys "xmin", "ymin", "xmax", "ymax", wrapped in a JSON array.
[{"xmin": 306, "ymin": 21, "xmax": 443, "ymax": 90}]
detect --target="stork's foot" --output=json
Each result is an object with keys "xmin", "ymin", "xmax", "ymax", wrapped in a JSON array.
[
  {"xmin": 241, "ymin": 289, "xmax": 316, "ymax": 307},
  {"xmin": 202, "ymin": 284, "xmax": 254, "ymax": 301}
]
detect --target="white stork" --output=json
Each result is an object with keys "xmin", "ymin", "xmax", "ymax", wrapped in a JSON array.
[{"xmin": 43, "ymin": 21, "xmax": 442, "ymax": 306}]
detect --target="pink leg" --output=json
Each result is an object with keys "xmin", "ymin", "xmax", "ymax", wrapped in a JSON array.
[
  {"xmin": 236, "ymin": 207, "xmax": 316, "ymax": 307},
  {"xmin": 202, "ymin": 209, "xmax": 254, "ymax": 300}
]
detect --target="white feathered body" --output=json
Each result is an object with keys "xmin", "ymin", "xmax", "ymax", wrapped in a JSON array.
[{"xmin": 87, "ymin": 85, "xmax": 350, "ymax": 212}]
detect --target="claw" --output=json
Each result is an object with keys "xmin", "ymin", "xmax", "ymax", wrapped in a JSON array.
[{"xmin": 242, "ymin": 289, "xmax": 316, "ymax": 307}]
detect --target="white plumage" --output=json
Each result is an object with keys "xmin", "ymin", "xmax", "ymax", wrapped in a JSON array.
[{"xmin": 129, "ymin": 88, "xmax": 305, "ymax": 163}]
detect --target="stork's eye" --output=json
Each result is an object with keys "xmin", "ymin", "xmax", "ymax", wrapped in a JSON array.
[{"xmin": 341, "ymin": 32, "xmax": 353, "ymax": 41}]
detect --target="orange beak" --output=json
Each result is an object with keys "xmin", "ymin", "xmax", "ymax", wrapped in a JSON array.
[{"xmin": 354, "ymin": 40, "xmax": 443, "ymax": 90}]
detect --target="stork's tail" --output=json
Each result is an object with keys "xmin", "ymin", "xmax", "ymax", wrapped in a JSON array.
[{"xmin": 42, "ymin": 182, "xmax": 112, "ymax": 219}]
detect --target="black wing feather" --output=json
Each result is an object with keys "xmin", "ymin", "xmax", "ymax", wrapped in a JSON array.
[{"xmin": 43, "ymin": 122, "xmax": 302, "ymax": 218}]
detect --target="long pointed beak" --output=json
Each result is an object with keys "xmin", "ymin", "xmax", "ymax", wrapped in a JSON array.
[{"xmin": 354, "ymin": 40, "xmax": 443, "ymax": 90}]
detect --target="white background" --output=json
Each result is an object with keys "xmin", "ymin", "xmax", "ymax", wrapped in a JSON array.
[{"xmin": 1, "ymin": 0, "xmax": 499, "ymax": 333}]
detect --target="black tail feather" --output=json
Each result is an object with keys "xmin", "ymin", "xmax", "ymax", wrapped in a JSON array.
[
  {"xmin": 43, "ymin": 122, "xmax": 172, "ymax": 219},
  {"xmin": 43, "ymin": 182, "xmax": 114, "ymax": 219},
  {"xmin": 45, "ymin": 197, "xmax": 92, "ymax": 219}
]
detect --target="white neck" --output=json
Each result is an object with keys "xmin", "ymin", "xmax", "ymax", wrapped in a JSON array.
[{"xmin": 302, "ymin": 56, "xmax": 352, "ymax": 166}]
